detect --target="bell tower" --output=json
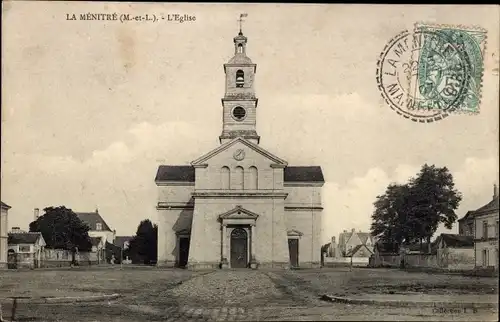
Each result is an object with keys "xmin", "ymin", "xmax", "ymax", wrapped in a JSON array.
[{"xmin": 219, "ymin": 16, "xmax": 259, "ymax": 144}]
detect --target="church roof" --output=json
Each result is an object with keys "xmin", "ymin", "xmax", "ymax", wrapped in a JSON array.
[
  {"xmin": 228, "ymin": 54, "xmax": 253, "ymax": 64},
  {"xmin": 155, "ymin": 165, "xmax": 195, "ymax": 182},
  {"xmin": 284, "ymin": 166, "xmax": 324, "ymax": 182},
  {"xmin": 155, "ymin": 165, "xmax": 324, "ymax": 183}
]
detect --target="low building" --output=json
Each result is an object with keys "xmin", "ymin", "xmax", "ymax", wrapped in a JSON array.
[
  {"xmin": 337, "ymin": 229, "xmax": 376, "ymax": 258},
  {"xmin": 76, "ymin": 209, "xmax": 115, "ymax": 245},
  {"xmin": 7, "ymin": 229, "xmax": 46, "ymax": 269},
  {"xmin": 435, "ymin": 233, "xmax": 475, "ymax": 270},
  {"xmin": 473, "ymin": 185, "xmax": 499, "ymax": 269},
  {"xmin": 0, "ymin": 201, "xmax": 11, "ymax": 269}
]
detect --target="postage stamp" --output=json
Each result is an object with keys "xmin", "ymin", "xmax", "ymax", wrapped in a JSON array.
[
  {"xmin": 376, "ymin": 24, "xmax": 487, "ymax": 123},
  {"xmin": 411, "ymin": 23, "xmax": 487, "ymax": 114}
]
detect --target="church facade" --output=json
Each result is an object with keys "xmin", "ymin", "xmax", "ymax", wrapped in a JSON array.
[{"xmin": 155, "ymin": 28, "xmax": 324, "ymax": 270}]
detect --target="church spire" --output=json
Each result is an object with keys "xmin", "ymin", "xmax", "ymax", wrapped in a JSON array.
[
  {"xmin": 219, "ymin": 15, "xmax": 260, "ymax": 145},
  {"xmin": 238, "ymin": 13, "xmax": 248, "ymax": 35}
]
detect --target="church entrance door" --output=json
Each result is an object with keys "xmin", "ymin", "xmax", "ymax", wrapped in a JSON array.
[
  {"xmin": 288, "ymin": 239, "xmax": 299, "ymax": 268},
  {"xmin": 230, "ymin": 228, "xmax": 248, "ymax": 268},
  {"xmin": 178, "ymin": 237, "xmax": 190, "ymax": 268}
]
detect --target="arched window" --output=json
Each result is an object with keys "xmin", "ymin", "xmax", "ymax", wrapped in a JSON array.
[
  {"xmin": 221, "ymin": 166, "xmax": 230, "ymax": 190},
  {"xmin": 237, "ymin": 43, "xmax": 243, "ymax": 54},
  {"xmin": 236, "ymin": 70, "xmax": 244, "ymax": 88},
  {"xmin": 233, "ymin": 166, "xmax": 244, "ymax": 190},
  {"xmin": 247, "ymin": 166, "xmax": 258, "ymax": 190}
]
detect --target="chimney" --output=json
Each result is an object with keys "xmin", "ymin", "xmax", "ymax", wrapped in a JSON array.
[
  {"xmin": 494, "ymin": 184, "xmax": 498, "ymax": 199},
  {"xmin": 34, "ymin": 208, "xmax": 40, "ymax": 220}
]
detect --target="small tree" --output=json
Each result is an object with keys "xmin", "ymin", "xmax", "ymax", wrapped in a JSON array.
[
  {"xmin": 29, "ymin": 206, "xmax": 92, "ymax": 264},
  {"xmin": 128, "ymin": 219, "xmax": 158, "ymax": 265}
]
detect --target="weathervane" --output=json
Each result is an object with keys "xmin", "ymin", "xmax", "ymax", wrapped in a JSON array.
[{"xmin": 238, "ymin": 13, "xmax": 248, "ymax": 34}]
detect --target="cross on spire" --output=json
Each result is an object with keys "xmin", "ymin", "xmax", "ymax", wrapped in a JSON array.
[{"xmin": 238, "ymin": 13, "xmax": 248, "ymax": 34}]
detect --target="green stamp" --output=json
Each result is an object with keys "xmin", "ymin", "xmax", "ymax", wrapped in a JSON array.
[{"xmin": 409, "ymin": 23, "xmax": 487, "ymax": 114}]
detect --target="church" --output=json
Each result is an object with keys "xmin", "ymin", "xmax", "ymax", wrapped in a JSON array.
[{"xmin": 155, "ymin": 24, "xmax": 325, "ymax": 270}]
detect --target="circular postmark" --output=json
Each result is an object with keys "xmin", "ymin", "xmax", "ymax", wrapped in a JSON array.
[{"xmin": 376, "ymin": 29, "xmax": 471, "ymax": 123}]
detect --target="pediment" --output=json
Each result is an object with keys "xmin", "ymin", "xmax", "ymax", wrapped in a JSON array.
[
  {"xmin": 219, "ymin": 205, "xmax": 259, "ymax": 220},
  {"xmin": 287, "ymin": 229, "xmax": 303, "ymax": 237},
  {"xmin": 191, "ymin": 137, "xmax": 288, "ymax": 167}
]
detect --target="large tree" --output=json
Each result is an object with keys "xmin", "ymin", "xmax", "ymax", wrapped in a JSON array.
[
  {"xmin": 408, "ymin": 164, "xmax": 462, "ymax": 253},
  {"xmin": 370, "ymin": 164, "xmax": 462, "ymax": 254},
  {"xmin": 29, "ymin": 206, "xmax": 92, "ymax": 263},
  {"xmin": 128, "ymin": 219, "xmax": 158, "ymax": 265}
]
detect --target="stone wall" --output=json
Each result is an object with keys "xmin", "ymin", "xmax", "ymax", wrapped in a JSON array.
[{"xmin": 372, "ymin": 248, "xmax": 474, "ymax": 270}]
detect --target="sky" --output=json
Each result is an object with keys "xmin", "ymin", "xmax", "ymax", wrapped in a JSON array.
[{"xmin": 2, "ymin": 3, "xmax": 499, "ymax": 244}]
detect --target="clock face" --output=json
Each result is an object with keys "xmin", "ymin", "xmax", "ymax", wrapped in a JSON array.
[{"xmin": 233, "ymin": 149, "xmax": 245, "ymax": 161}]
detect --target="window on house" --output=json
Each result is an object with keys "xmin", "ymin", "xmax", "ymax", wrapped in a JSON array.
[
  {"xmin": 96, "ymin": 223, "xmax": 102, "ymax": 231},
  {"xmin": 483, "ymin": 221, "xmax": 488, "ymax": 239},
  {"xmin": 468, "ymin": 223, "xmax": 474, "ymax": 236},
  {"xmin": 483, "ymin": 249, "xmax": 488, "ymax": 267},
  {"xmin": 496, "ymin": 221, "xmax": 499, "ymax": 238},
  {"xmin": 19, "ymin": 245, "xmax": 30, "ymax": 252}
]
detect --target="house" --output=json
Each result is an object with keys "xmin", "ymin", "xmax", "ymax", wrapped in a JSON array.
[
  {"xmin": 76, "ymin": 209, "xmax": 115, "ymax": 245},
  {"xmin": 346, "ymin": 244, "xmax": 373, "ymax": 258},
  {"xmin": 337, "ymin": 229, "xmax": 376, "ymax": 258},
  {"xmin": 1, "ymin": 201, "xmax": 11, "ymax": 269},
  {"xmin": 434, "ymin": 233, "xmax": 475, "ymax": 270},
  {"xmin": 473, "ymin": 185, "xmax": 499, "ymax": 269},
  {"xmin": 90, "ymin": 236, "xmax": 106, "ymax": 264},
  {"xmin": 7, "ymin": 229, "xmax": 46, "ymax": 269},
  {"xmin": 458, "ymin": 211, "xmax": 475, "ymax": 236}
]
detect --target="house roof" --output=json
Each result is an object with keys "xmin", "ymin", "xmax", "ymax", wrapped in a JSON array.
[
  {"xmin": 76, "ymin": 211, "xmax": 112, "ymax": 232},
  {"xmin": 339, "ymin": 231, "xmax": 373, "ymax": 246},
  {"xmin": 8, "ymin": 232, "xmax": 42, "ymax": 245},
  {"xmin": 459, "ymin": 196, "xmax": 499, "ymax": 221},
  {"xmin": 346, "ymin": 244, "xmax": 373, "ymax": 257},
  {"xmin": 113, "ymin": 236, "xmax": 134, "ymax": 248},
  {"xmin": 155, "ymin": 165, "xmax": 325, "ymax": 183},
  {"xmin": 1, "ymin": 201, "xmax": 11, "ymax": 210},
  {"xmin": 458, "ymin": 210, "xmax": 475, "ymax": 222},
  {"xmin": 439, "ymin": 233, "xmax": 474, "ymax": 248},
  {"xmin": 474, "ymin": 197, "xmax": 499, "ymax": 215},
  {"xmin": 357, "ymin": 232, "xmax": 373, "ymax": 244}
]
